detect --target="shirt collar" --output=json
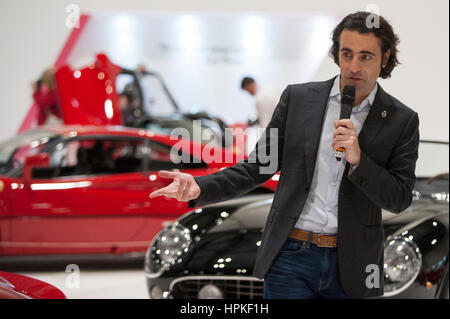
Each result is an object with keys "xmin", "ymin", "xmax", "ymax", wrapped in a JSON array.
[{"xmin": 330, "ymin": 75, "xmax": 378, "ymax": 113}]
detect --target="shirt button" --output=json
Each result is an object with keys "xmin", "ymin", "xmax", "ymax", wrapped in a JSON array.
[
  {"xmin": 327, "ymin": 208, "xmax": 332, "ymax": 212},
  {"xmin": 331, "ymin": 182, "xmax": 337, "ymax": 187}
]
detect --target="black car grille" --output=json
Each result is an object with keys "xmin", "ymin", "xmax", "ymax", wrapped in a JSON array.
[{"xmin": 171, "ymin": 277, "xmax": 264, "ymax": 299}]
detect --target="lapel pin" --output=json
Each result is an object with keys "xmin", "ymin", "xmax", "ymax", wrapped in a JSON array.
[{"xmin": 381, "ymin": 110, "xmax": 388, "ymax": 118}]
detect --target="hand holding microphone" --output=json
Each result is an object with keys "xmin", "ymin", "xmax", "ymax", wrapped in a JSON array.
[
  {"xmin": 335, "ymin": 85, "xmax": 355, "ymax": 161},
  {"xmin": 332, "ymin": 85, "xmax": 361, "ymax": 166}
]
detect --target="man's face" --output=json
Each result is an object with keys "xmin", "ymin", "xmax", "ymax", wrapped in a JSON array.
[
  {"xmin": 243, "ymin": 82, "xmax": 258, "ymax": 96},
  {"xmin": 338, "ymin": 29, "xmax": 390, "ymax": 100}
]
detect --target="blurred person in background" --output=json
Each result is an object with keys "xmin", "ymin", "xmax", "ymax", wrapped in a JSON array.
[
  {"xmin": 31, "ymin": 67, "xmax": 63, "ymax": 126},
  {"xmin": 118, "ymin": 81, "xmax": 142, "ymax": 126},
  {"xmin": 241, "ymin": 76, "xmax": 281, "ymax": 129}
]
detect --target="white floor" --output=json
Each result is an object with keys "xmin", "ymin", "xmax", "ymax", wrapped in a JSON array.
[
  {"xmin": 1, "ymin": 256, "xmax": 150, "ymax": 299},
  {"xmin": 19, "ymin": 269, "xmax": 149, "ymax": 299}
]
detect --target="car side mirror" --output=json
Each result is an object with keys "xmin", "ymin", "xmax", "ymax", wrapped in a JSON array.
[{"xmin": 23, "ymin": 153, "xmax": 50, "ymax": 185}]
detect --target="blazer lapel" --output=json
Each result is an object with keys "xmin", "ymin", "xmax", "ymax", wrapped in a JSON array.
[
  {"xmin": 358, "ymin": 84, "xmax": 394, "ymax": 152},
  {"xmin": 303, "ymin": 77, "xmax": 335, "ymax": 188}
]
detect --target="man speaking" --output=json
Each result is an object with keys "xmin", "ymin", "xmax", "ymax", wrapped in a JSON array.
[{"xmin": 150, "ymin": 12, "xmax": 420, "ymax": 299}]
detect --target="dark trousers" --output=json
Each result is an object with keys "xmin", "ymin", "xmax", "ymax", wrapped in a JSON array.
[{"xmin": 263, "ymin": 237, "xmax": 350, "ymax": 299}]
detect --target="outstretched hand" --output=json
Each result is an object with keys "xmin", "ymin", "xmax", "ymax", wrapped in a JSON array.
[{"xmin": 149, "ymin": 170, "xmax": 201, "ymax": 202}]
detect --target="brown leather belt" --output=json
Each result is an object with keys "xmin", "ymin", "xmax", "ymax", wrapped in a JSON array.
[{"xmin": 289, "ymin": 228, "xmax": 337, "ymax": 248}]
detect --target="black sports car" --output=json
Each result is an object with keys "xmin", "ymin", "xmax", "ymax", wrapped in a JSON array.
[{"xmin": 144, "ymin": 141, "xmax": 449, "ymax": 299}]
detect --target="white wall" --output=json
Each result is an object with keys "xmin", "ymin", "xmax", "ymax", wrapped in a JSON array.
[{"xmin": 0, "ymin": 0, "xmax": 448, "ymax": 141}]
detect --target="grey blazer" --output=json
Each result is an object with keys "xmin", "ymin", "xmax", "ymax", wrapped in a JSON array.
[{"xmin": 189, "ymin": 77, "xmax": 420, "ymax": 298}]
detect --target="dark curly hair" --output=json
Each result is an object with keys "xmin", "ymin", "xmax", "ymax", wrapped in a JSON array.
[{"xmin": 329, "ymin": 12, "xmax": 400, "ymax": 79}]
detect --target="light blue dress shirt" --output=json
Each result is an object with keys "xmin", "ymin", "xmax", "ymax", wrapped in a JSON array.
[{"xmin": 294, "ymin": 76, "xmax": 378, "ymax": 235}]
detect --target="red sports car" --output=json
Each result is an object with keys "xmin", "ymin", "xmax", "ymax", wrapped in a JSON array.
[{"xmin": 0, "ymin": 125, "xmax": 277, "ymax": 256}]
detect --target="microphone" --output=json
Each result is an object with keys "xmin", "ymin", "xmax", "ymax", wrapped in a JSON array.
[{"xmin": 335, "ymin": 85, "xmax": 355, "ymax": 161}]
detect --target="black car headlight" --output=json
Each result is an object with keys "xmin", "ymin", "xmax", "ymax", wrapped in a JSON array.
[
  {"xmin": 383, "ymin": 236, "xmax": 422, "ymax": 296},
  {"xmin": 145, "ymin": 223, "xmax": 192, "ymax": 277}
]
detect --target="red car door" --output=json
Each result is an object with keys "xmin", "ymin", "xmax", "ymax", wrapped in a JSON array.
[
  {"xmin": 9, "ymin": 136, "xmax": 156, "ymax": 255},
  {"xmin": 9, "ymin": 174, "xmax": 86, "ymax": 255}
]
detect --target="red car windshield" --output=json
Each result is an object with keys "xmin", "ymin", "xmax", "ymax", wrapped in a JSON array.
[{"xmin": 0, "ymin": 129, "xmax": 58, "ymax": 176}]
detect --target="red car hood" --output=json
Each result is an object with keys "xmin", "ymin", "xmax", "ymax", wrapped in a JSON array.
[
  {"xmin": 55, "ymin": 53, "xmax": 123, "ymax": 126},
  {"xmin": 0, "ymin": 271, "xmax": 66, "ymax": 299}
]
